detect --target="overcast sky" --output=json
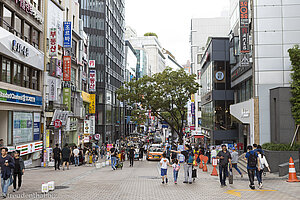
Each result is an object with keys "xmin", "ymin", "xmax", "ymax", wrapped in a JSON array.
[{"xmin": 125, "ymin": 0, "xmax": 230, "ymax": 65}]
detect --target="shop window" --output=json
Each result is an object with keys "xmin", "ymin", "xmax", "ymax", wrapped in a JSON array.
[
  {"xmin": 13, "ymin": 112, "xmax": 33, "ymax": 143},
  {"xmin": 23, "ymin": 66, "xmax": 30, "ymax": 88},
  {"xmin": 13, "ymin": 62, "xmax": 22, "ymax": 86},
  {"xmin": 32, "ymin": 28, "xmax": 39, "ymax": 49},
  {"xmin": 71, "ymin": 67, "xmax": 76, "ymax": 84},
  {"xmin": 1, "ymin": 58, "xmax": 11, "ymax": 83},
  {"xmin": 3, "ymin": 7, "xmax": 12, "ymax": 31},
  {"xmin": 32, "ymin": 69, "xmax": 39, "ymax": 90},
  {"xmin": 24, "ymin": 23, "xmax": 31, "ymax": 43}
]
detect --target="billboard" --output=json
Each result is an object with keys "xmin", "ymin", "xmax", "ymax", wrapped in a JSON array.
[
  {"xmin": 63, "ymin": 88, "xmax": 71, "ymax": 111},
  {"xmin": 89, "ymin": 94, "xmax": 96, "ymax": 114},
  {"xmin": 239, "ymin": 0, "xmax": 250, "ymax": 53},
  {"xmin": 63, "ymin": 56, "xmax": 71, "ymax": 81}
]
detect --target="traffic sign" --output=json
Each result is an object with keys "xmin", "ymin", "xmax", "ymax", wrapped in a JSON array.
[{"xmin": 54, "ymin": 119, "xmax": 62, "ymax": 128}]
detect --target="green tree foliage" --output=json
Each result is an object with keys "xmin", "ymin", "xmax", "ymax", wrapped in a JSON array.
[
  {"xmin": 144, "ymin": 32, "xmax": 158, "ymax": 38},
  {"xmin": 289, "ymin": 45, "xmax": 300, "ymax": 125},
  {"xmin": 117, "ymin": 68, "xmax": 200, "ymax": 143}
]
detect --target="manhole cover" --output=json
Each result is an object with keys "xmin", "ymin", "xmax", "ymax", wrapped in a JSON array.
[
  {"xmin": 139, "ymin": 176, "xmax": 160, "ymax": 179},
  {"xmin": 55, "ymin": 186, "xmax": 70, "ymax": 190}
]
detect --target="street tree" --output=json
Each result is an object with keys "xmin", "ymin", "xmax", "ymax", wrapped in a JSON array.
[
  {"xmin": 117, "ymin": 68, "xmax": 200, "ymax": 143},
  {"xmin": 144, "ymin": 32, "xmax": 158, "ymax": 38}
]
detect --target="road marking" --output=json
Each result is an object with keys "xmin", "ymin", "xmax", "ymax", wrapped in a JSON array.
[{"xmin": 225, "ymin": 189, "xmax": 277, "ymax": 197}]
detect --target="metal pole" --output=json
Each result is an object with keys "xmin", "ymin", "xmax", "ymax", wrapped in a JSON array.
[{"xmin": 290, "ymin": 125, "xmax": 299, "ymax": 147}]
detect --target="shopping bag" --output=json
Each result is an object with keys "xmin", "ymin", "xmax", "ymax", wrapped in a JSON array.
[{"xmin": 229, "ymin": 171, "xmax": 233, "ymax": 184}]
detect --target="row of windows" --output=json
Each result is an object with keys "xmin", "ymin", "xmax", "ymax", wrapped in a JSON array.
[
  {"xmin": 81, "ymin": 0, "xmax": 105, "ymax": 13},
  {"xmin": 1, "ymin": 6, "xmax": 40, "ymax": 49},
  {"xmin": 90, "ymin": 52, "xmax": 105, "ymax": 65},
  {"xmin": 89, "ymin": 34, "xmax": 104, "ymax": 47},
  {"xmin": 83, "ymin": 15, "xmax": 105, "ymax": 30},
  {"xmin": 0, "ymin": 56, "xmax": 40, "ymax": 90}
]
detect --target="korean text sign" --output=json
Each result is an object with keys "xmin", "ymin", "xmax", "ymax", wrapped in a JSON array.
[
  {"xmin": 63, "ymin": 22, "xmax": 72, "ymax": 48},
  {"xmin": 49, "ymin": 28, "xmax": 57, "ymax": 56},
  {"xmin": 63, "ymin": 56, "xmax": 71, "ymax": 81}
]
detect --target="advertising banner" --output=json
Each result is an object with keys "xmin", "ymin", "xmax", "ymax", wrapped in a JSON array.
[
  {"xmin": 89, "ymin": 116, "xmax": 95, "ymax": 135},
  {"xmin": 16, "ymin": 141, "xmax": 43, "ymax": 156},
  {"xmin": 33, "ymin": 113, "xmax": 40, "ymax": 141},
  {"xmin": 49, "ymin": 58, "xmax": 57, "ymax": 77},
  {"xmin": 63, "ymin": 88, "xmax": 71, "ymax": 111},
  {"xmin": 46, "ymin": 130, "xmax": 50, "ymax": 148},
  {"xmin": 0, "ymin": 88, "xmax": 42, "ymax": 106},
  {"xmin": 63, "ymin": 56, "xmax": 71, "ymax": 81},
  {"xmin": 89, "ymin": 94, "xmax": 96, "ymax": 114},
  {"xmin": 89, "ymin": 70, "xmax": 96, "ymax": 92},
  {"xmin": 49, "ymin": 28, "xmax": 57, "ymax": 57},
  {"xmin": 63, "ymin": 22, "xmax": 72, "ymax": 48},
  {"xmin": 48, "ymin": 78, "xmax": 57, "ymax": 101},
  {"xmin": 84, "ymin": 120, "xmax": 90, "ymax": 135},
  {"xmin": 239, "ymin": 0, "xmax": 250, "ymax": 53},
  {"xmin": 47, "ymin": 0, "xmax": 63, "ymax": 46}
]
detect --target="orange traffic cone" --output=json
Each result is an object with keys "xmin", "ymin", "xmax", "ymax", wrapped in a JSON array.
[
  {"xmin": 211, "ymin": 158, "xmax": 218, "ymax": 176},
  {"xmin": 287, "ymin": 157, "xmax": 300, "ymax": 182},
  {"xmin": 199, "ymin": 155, "xmax": 203, "ymax": 169},
  {"xmin": 202, "ymin": 156, "xmax": 208, "ymax": 172}
]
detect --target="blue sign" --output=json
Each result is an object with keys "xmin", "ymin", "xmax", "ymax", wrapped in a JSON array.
[
  {"xmin": 34, "ymin": 122, "xmax": 40, "ymax": 140},
  {"xmin": 63, "ymin": 22, "xmax": 72, "ymax": 48},
  {"xmin": 0, "ymin": 88, "xmax": 42, "ymax": 106}
]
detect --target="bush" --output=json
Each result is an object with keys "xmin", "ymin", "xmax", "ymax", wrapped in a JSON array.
[{"xmin": 262, "ymin": 143, "xmax": 300, "ymax": 151}]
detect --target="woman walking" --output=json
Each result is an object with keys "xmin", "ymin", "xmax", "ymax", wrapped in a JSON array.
[{"xmin": 257, "ymin": 149, "xmax": 271, "ymax": 189}]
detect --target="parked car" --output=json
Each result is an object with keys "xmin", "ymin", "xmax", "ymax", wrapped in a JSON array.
[{"xmin": 146, "ymin": 147, "xmax": 164, "ymax": 161}]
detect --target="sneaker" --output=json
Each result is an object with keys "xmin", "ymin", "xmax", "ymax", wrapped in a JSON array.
[
  {"xmin": 183, "ymin": 181, "xmax": 188, "ymax": 184},
  {"xmin": 241, "ymin": 174, "xmax": 243, "ymax": 178},
  {"xmin": 17, "ymin": 187, "xmax": 20, "ymax": 191},
  {"xmin": 221, "ymin": 184, "xmax": 225, "ymax": 188},
  {"xmin": 13, "ymin": 189, "xmax": 16, "ymax": 192},
  {"xmin": 166, "ymin": 178, "xmax": 168, "ymax": 183},
  {"xmin": 249, "ymin": 185, "xmax": 255, "ymax": 190},
  {"xmin": 162, "ymin": 181, "xmax": 165, "ymax": 184},
  {"xmin": 189, "ymin": 182, "xmax": 192, "ymax": 184},
  {"xmin": 175, "ymin": 181, "xmax": 177, "ymax": 184},
  {"xmin": 224, "ymin": 183, "xmax": 227, "ymax": 186},
  {"xmin": 259, "ymin": 183, "xmax": 263, "ymax": 189}
]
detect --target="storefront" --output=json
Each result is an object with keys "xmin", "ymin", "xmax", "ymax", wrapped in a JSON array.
[{"xmin": 0, "ymin": 26, "xmax": 44, "ymax": 167}]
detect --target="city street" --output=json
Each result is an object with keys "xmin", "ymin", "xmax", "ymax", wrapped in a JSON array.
[{"xmin": 8, "ymin": 160, "xmax": 300, "ymax": 200}]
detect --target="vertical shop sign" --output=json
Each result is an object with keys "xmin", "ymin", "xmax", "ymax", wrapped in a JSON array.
[
  {"xmin": 84, "ymin": 120, "xmax": 90, "ymax": 135},
  {"xmin": 48, "ymin": 78, "xmax": 57, "ymax": 101},
  {"xmin": 63, "ymin": 88, "xmax": 71, "ymax": 111},
  {"xmin": 239, "ymin": 0, "xmax": 250, "ymax": 53},
  {"xmin": 46, "ymin": 130, "xmax": 50, "ymax": 148},
  {"xmin": 63, "ymin": 22, "xmax": 72, "ymax": 48},
  {"xmin": 89, "ymin": 60, "xmax": 95, "ymax": 68},
  {"xmin": 63, "ymin": 56, "xmax": 71, "ymax": 81},
  {"xmin": 89, "ymin": 94, "xmax": 96, "ymax": 114},
  {"xmin": 89, "ymin": 70, "xmax": 96, "ymax": 92},
  {"xmin": 49, "ymin": 58, "xmax": 57, "ymax": 77},
  {"xmin": 49, "ymin": 28, "xmax": 57, "ymax": 57},
  {"xmin": 33, "ymin": 113, "xmax": 40, "ymax": 141},
  {"xmin": 89, "ymin": 116, "xmax": 95, "ymax": 135}
]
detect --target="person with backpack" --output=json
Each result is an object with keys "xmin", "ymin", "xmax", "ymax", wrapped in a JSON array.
[
  {"xmin": 172, "ymin": 158, "xmax": 180, "ymax": 184},
  {"xmin": 110, "ymin": 144, "xmax": 118, "ymax": 170},
  {"xmin": 216, "ymin": 145, "xmax": 232, "ymax": 187},
  {"xmin": 256, "ymin": 149, "xmax": 270, "ymax": 189},
  {"xmin": 171, "ymin": 144, "xmax": 194, "ymax": 184},
  {"xmin": 245, "ymin": 145, "xmax": 261, "ymax": 190}
]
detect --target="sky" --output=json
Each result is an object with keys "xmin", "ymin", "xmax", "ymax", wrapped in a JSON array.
[{"xmin": 125, "ymin": 0, "xmax": 230, "ymax": 65}]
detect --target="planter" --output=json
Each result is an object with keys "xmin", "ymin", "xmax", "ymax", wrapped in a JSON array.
[{"xmin": 264, "ymin": 150, "xmax": 299, "ymax": 173}]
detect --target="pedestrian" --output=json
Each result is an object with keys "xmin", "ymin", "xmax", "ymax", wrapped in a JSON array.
[
  {"xmin": 256, "ymin": 149, "xmax": 270, "ymax": 189},
  {"xmin": 170, "ymin": 145, "xmax": 177, "ymax": 164},
  {"xmin": 216, "ymin": 145, "xmax": 232, "ymax": 187},
  {"xmin": 230, "ymin": 147, "xmax": 243, "ymax": 177},
  {"xmin": 52, "ymin": 144, "xmax": 61, "ymax": 170},
  {"xmin": 84, "ymin": 147, "xmax": 89, "ymax": 165},
  {"xmin": 172, "ymin": 158, "xmax": 180, "ymax": 184},
  {"xmin": 171, "ymin": 144, "xmax": 194, "ymax": 184},
  {"xmin": 12, "ymin": 151, "xmax": 24, "ymax": 192},
  {"xmin": 245, "ymin": 145, "xmax": 260, "ymax": 190},
  {"xmin": 62, "ymin": 143, "xmax": 71, "ymax": 170},
  {"xmin": 129, "ymin": 146, "xmax": 135, "ymax": 167},
  {"xmin": 0, "ymin": 147, "xmax": 14, "ymax": 198},
  {"xmin": 73, "ymin": 146, "xmax": 80, "ymax": 167},
  {"xmin": 110, "ymin": 144, "xmax": 118, "ymax": 170},
  {"xmin": 92, "ymin": 147, "xmax": 98, "ymax": 166},
  {"xmin": 100, "ymin": 145, "xmax": 105, "ymax": 159},
  {"xmin": 253, "ymin": 144, "xmax": 258, "ymax": 152},
  {"xmin": 139, "ymin": 146, "xmax": 144, "ymax": 161},
  {"xmin": 70, "ymin": 146, "xmax": 74, "ymax": 165},
  {"xmin": 160, "ymin": 152, "xmax": 172, "ymax": 184},
  {"xmin": 211, "ymin": 146, "xmax": 217, "ymax": 161}
]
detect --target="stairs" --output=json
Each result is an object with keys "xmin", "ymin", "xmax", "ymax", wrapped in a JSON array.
[{"xmin": 237, "ymin": 153, "xmax": 248, "ymax": 174}]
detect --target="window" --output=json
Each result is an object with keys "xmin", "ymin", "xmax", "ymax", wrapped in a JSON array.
[
  {"xmin": 1, "ymin": 58, "xmax": 11, "ymax": 83},
  {"xmin": 32, "ymin": 69, "xmax": 39, "ymax": 90},
  {"xmin": 73, "ymin": 15, "xmax": 75, "ymax": 29},
  {"xmin": 24, "ymin": 23, "xmax": 31, "ymax": 43},
  {"xmin": 32, "ymin": 28, "xmax": 39, "ymax": 49},
  {"xmin": 13, "ymin": 112, "xmax": 33, "ymax": 143},
  {"xmin": 13, "ymin": 62, "xmax": 22, "ymax": 86},
  {"xmin": 3, "ymin": 7, "xmax": 12, "ymax": 31},
  {"xmin": 198, "ymin": 102, "xmax": 201, "ymax": 111},
  {"xmin": 72, "ymin": 40, "xmax": 77, "ymax": 59},
  {"xmin": 14, "ymin": 15, "xmax": 22, "ymax": 38},
  {"xmin": 23, "ymin": 66, "xmax": 30, "ymax": 88}
]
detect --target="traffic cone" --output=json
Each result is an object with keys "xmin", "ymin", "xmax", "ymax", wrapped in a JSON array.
[
  {"xmin": 287, "ymin": 157, "xmax": 300, "ymax": 182},
  {"xmin": 199, "ymin": 155, "xmax": 203, "ymax": 169},
  {"xmin": 211, "ymin": 158, "xmax": 218, "ymax": 176},
  {"xmin": 203, "ymin": 156, "xmax": 208, "ymax": 172}
]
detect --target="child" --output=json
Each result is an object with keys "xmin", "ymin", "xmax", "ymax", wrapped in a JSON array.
[
  {"xmin": 160, "ymin": 152, "xmax": 172, "ymax": 184},
  {"xmin": 172, "ymin": 158, "xmax": 180, "ymax": 184}
]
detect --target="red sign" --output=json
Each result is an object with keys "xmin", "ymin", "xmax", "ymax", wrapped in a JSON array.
[
  {"xmin": 54, "ymin": 119, "xmax": 62, "ymax": 128},
  {"xmin": 63, "ymin": 56, "xmax": 71, "ymax": 81},
  {"xmin": 89, "ymin": 60, "xmax": 95, "ymax": 68},
  {"xmin": 49, "ymin": 28, "xmax": 57, "ymax": 57}
]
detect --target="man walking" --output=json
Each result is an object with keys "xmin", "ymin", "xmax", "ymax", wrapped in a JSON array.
[
  {"xmin": 129, "ymin": 146, "xmax": 135, "ymax": 167},
  {"xmin": 230, "ymin": 147, "xmax": 243, "ymax": 177},
  {"xmin": 171, "ymin": 144, "xmax": 194, "ymax": 184},
  {"xmin": 53, "ymin": 144, "xmax": 61, "ymax": 170},
  {"xmin": 245, "ymin": 145, "xmax": 260, "ymax": 189},
  {"xmin": 216, "ymin": 145, "xmax": 232, "ymax": 187},
  {"xmin": 0, "ymin": 148, "xmax": 14, "ymax": 198},
  {"xmin": 62, "ymin": 143, "xmax": 71, "ymax": 170},
  {"xmin": 73, "ymin": 146, "xmax": 80, "ymax": 167},
  {"xmin": 110, "ymin": 144, "xmax": 118, "ymax": 170},
  {"xmin": 12, "ymin": 151, "xmax": 25, "ymax": 192}
]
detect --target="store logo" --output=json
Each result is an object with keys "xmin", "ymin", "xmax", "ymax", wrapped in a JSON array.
[
  {"xmin": 12, "ymin": 40, "xmax": 29, "ymax": 57},
  {"xmin": 215, "ymin": 71, "xmax": 224, "ymax": 81}
]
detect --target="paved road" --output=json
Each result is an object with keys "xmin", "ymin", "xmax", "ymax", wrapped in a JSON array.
[{"xmin": 5, "ymin": 160, "xmax": 300, "ymax": 200}]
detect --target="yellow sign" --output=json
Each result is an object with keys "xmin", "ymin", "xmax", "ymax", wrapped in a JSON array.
[
  {"xmin": 225, "ymin": 189, "xmax": 277, "ymax": 197},
  {"xmin": 82, "ymin": 91, "xmax": 90, "ymax": 103},
  {"xmin": 191, "ymin": 94, "xmax": 195, "ymax": 102},
  {"xmin": 46, "ymin": 130, "xmax": 50, "ymax": 148},
  {"xmin": 89, "ymin": 94, "xmax": 96, "ymax": 114}
]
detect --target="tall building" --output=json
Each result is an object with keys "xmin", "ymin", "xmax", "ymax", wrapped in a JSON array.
[
  {"xmin": 162, "ymin": 49, "xmax": 183, "ymax": 71},
  {"xmin": 79, "ymin": 0, "xmax": 125, "ymax": 143},
  {"xmin": 229, "ymin": 0, "xmax": 300, "ymax": 147},
  {"xmin": 0, "ymin": 0, "xmax": 44, "ymax": 166}
]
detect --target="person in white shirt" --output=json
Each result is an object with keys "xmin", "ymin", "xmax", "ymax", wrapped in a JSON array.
[
  {"xmin": 160, "ymin": 152, "xmax": 172, "ymax": 184},
  {"xmin": 73, "ymin": 146, "xmax": 80, "ymax": 167},
  {"xmin": 256, "ymin": 148, "xmax": 271, "ymax": 189},
  {"xmin": 211, "ymin": 147, "xmax": 217, "ymax": 160}
]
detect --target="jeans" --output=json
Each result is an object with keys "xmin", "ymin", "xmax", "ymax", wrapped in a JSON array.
[
  {"xmin": 219, "ymin": 165, "xmax": 228, "ymax": 185},
  {"xmin": 231, "ymin": 163, "xmax": 242, "ymax": 175},
  {"xmin": 183, "ymin": 163, "xmax": 193, "ymax": 183},
  {"xmin": 256, "ymin": 169, "xmax": 263, "ymax": 184},
  {"xmin": 13, "ymin": 173, "xmax": 22, "ymax": 189},
  {"xmin": 74, "ymin": 156, "xmax": 79, "ymax": 166},
  {"xmin": 111, "ymin": 156, "xmax": 117, "ymax": 169},
  {"xmin": 1, "ymin": 178, "xmax": 10, "ymax": 195},
  {"xmin": 129, "ymin": 157, "xmax": 134, "ymax": 166},
  {"xmin": 54, "ymin": 158, "xmax": 60, "ymax": 170},
  {"xmin": 173, "ymin": 170, "xmax": 179, "ymax": 182},
  {"xmin": 247, "ymin": 168, "xmax": 256, "ymax": 186}
]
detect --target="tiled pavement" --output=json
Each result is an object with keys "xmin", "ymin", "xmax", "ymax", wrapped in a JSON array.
[{"xmin": 5, "ymin": 160, "xmax": 300, "ymax": 200}]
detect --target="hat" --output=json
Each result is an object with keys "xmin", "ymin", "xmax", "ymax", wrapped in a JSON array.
[{"xmin": 232, "ymin": 147, "xmax": 236, "ymax": 150}]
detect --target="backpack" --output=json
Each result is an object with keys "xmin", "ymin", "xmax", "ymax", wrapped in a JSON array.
[
  {"xmin": 187, "ymin": 151, "xmax": 194, "ymax": 165},
  {"xmin": 248, "ymin": 152, "xmax": 257, "ymax": 168}
]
